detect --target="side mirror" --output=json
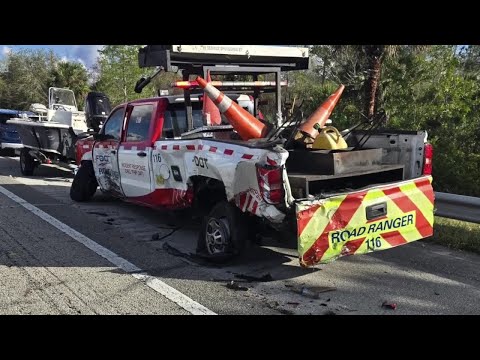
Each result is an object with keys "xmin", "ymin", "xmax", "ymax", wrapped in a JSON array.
[
  {"xmin": 134, "ymin": 77, "xmax": 151, "ymax": 94},
  {"xmin": 134, "ymin": 67, "xmax": 165, "ymax": 93}
]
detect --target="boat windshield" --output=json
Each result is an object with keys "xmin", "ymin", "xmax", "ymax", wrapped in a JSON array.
[{"xmin": 51, "ymin": 88, "xmax": 76, "ymax": 107}]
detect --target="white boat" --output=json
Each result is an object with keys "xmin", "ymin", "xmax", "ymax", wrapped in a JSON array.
[{"xmin": 8, "ymin": 87, "xmax": 88, "ymax": 155}]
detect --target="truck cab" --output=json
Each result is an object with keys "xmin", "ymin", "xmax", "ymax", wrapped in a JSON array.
[{"xmin": 74, "ymin": 93, "xmax": 256, "ymax": 206}]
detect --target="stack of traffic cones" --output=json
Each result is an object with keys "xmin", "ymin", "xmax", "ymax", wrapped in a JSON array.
[
  {"xmin": 295, "ymin": 84, "xmax": 345, "ymax": 144},
  {"xmin": 202, "ymin": 70, "xmax": 222, "ymax": 126},
  {"xmin": 196, "ymin": 76, "xmax": 267, "ymax": 140}
]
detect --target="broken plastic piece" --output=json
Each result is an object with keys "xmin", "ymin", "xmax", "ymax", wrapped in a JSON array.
[
  {"xmin": 226, "ymin": 281, "xmax": 248, "ymax": 291},
  {"xmin": 382, "ymin": 301, "xmax": 397, "ymax": 310},
  {"xmin": 292, "ymin": 285, "xmax": 336, "ymax": 299}
]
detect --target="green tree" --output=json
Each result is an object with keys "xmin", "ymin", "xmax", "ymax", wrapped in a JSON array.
[
  {"xmin": 382, "ymin": 45, "xmax": 480, "ymax": 196},
  {"xmin": 50, "ymin": 61, "xmax": 90, "ymax": 109},
  {"xmin": 94, "ymin": 45, "xmax": 152, "ymax": 106},
  {"xmin": 0, "ymin": 49, "xmax": 56, "ymax": 110}
]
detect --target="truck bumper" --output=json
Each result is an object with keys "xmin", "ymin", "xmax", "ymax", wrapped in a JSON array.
[{"xmin": 296, "ymin": 176, "xmax": 434, "ymax": 266}]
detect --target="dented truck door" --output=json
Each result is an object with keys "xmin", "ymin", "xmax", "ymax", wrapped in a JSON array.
[
  {"xmin": 117, "ymin": 102, "xmax": 155, "ymax": 198},
  {"xmin": 92, "ymin": 106, "xmax": 125, "ymax": 196}
]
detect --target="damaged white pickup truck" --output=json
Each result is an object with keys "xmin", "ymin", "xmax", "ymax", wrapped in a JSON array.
[{"xmin": 70, "ymin": 45, "xmax": 434, "ymax": 266}]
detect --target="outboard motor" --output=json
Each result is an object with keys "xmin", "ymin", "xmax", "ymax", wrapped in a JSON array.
[{"xmin": 85, "ymin": 92, "xmax": 112, "ymax": 132}]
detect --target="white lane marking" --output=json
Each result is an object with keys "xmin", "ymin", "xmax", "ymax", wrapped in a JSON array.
[{"xmin": 0, "ymin": 185, "xmax": 216, "ymax": 315}]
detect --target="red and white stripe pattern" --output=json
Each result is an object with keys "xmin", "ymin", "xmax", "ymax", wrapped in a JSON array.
[
  {"xmin": 118, "ymin": 145, "xmax": 150, "ymax": 151},
  {"xmin": 153, "ymin": 143, "xmax": 257, "ymax": 160},
  {"xmin": 237, "ymin": 191, "xmax": 260, "ymax": 215},
  {"xmin": 95, "ymin": 144, "xmax": 117, "ymax": 149}
]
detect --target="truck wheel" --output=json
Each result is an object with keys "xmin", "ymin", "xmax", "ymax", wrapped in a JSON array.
[
  {"xmin": 70, "ymin": 162, "xmax": 98, "ymax": 202},
  {"xmin": 19, "ymin": 148, "xmax": 35, "ymax": 176},
  {"xmin": 197, "ymin": 201, "xmax": 248, "ymax": 263}
]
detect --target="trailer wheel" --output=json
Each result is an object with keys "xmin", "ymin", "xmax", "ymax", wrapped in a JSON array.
[
  {"xmin": 197, "ymin": 201, "xmax": 248, "ymax": 263},
  {"xmin": 19, "ymin": 148, "xmax": 35, "ymax": 176},
  {"xmin": 70, "ymin": 162, "xmax": 98, "ymax": 202}
]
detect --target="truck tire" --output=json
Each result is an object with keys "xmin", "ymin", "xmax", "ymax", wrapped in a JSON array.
[
  {"xmin": 70, "ymin": 162, "xmax": 98, "ymax": 202},
  {"xmin": 19, "ymin": 148, "xmax": 35, "ymax": 176},
  {"xmin": 197, "ymin": 201, "xmax": 249, "ymax": 263}
]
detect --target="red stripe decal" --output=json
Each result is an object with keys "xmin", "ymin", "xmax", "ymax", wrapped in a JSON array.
[
  {"xmin": 382, "ymin": 187, "xmax": 432, "ymax": 238},
  {"xmin": 251, "ymin": 200, "xmax": 258, "ymax": 214},
  {"xmin": 266, "ymin": 157, "xmax": 277, "ymax": 166},
  {"xmin": 343, "ymin": 237, "xmax": 366, "ymax": 256},
  {"xmin": 302, "ymin": 192, "xmax": 368, "ymax": 266},
  {"xmin": 381, "ymin": 230, "xmax": 408, "ymax": 247},
  {"xmin": 161, "ymin": 145, "xmax": 167, "ymax": 150},
  {"xmin": 414, "ymin": 177, "xmax": 435, "ymax": 206},
  {"xmin": 173, "ymin": 145, "xmax": 180, "ymax": 150},
  {"xmin": 238, "ymin": 192, "xmax": 247, "ymax": 209},
  {"xmin": 209, "ymin": 146, "xmax": 217, "ymax": 153},
  {"xmin": 296, "ymin": 204, "xmax": 322, "ymax": 237},
  {"xmin": 198, "ymin": 145, "xmax": 203, "ymax": 150},
  {"xmin": 242, "ymin": 154, "xmax": 253, "ymax": 159},
  {"xmin": 224, "ymin": 149, "xmax": 234, "ymax": 155},
  {"xmin": 186, "ymin": 145, "xmax": 195, "ymax": 150}
]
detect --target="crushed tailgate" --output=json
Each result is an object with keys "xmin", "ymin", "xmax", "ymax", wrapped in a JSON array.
[{"xmin": 296, "ymin": 176, "xmax": 434, "ymax": 266}]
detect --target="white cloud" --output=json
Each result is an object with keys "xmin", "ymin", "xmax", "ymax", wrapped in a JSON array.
[
  {"xmin": 70, "ymin": 45, "xmax": 103, "ymax": 68},
  {"xmin": 58, "ymin": 55, "xmax": 88, "ymax": 70},
  {"xmin": 2, "ymin": 46, "xmax": 12, "ymax": 56}
]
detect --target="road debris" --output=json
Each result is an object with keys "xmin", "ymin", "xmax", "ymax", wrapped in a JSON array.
[
  {"xmin": 226, "ymin": 281, "xmax": 248, "ymax": 291},
  {"xmin": 151, "ymin": 227, "xmax": 180, "ymax": 241},
  {"xmin": 336, "ymin": 305, "xmax": 357, "ymax": 312},
  {"xmin": 234, "ymin": 273, "xmax": 273, "ymax": 282},
  {"xmin": 87, "ymin": 211, "xmax": 108, "ymax": 217},
  {"xmin": 292, "ymin": 285, "xmax": 336, "ymax": 299},
  {"xmin": 210, "ymin": 278, "xmax": 247, "ymax": 283},
  {"xmin": 382, "ymin": 301, "xmax": 397, "ymax": 310}
]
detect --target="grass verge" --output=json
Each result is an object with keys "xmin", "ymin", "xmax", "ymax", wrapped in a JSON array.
[{"xmin": 427, "ymin": 216, "xmax": 480, "ymax": 255}]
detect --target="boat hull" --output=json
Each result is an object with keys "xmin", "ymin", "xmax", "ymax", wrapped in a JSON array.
[{"xmin": 8, "ymin": 120, "xmax": 78, "ymax": 160}]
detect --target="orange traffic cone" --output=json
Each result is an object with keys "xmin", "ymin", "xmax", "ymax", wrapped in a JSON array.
[
  {"xmin": 296, "ymin": 84, "xmax": 345, "ymax": 142},
  {"xmin": 196, "ymin": 76, "xmax": 267, "ymax": 140},
  {"xmin": 202, "ymin": 70, "xmax": 222, "ymax": 126}
]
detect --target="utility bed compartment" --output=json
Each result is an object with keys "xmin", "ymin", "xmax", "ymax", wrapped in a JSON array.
[
  {"xmin": 288, "ymin": 164, "xmax": 405, "ymax": 198},
  {"xmin": 286, "ymin": 147, "xmax": 405, "ymax": 198},
  {"xmin": 286, "ymin": 148, "xmax": 383, "ymax": 175}
]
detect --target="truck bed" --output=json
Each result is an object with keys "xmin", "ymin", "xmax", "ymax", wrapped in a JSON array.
[{"xmin": 288, "ymin": 164, "xmax": 405, "ymax": 199}]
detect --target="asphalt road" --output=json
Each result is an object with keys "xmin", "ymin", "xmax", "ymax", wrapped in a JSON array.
[{"xmin": 0, "ymin": 154, "xmax": 479, "ymax": 315}]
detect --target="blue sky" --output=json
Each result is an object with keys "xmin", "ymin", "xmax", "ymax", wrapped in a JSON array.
[{"xmin": 1, "ymin": 45, "xmax": 103, "ymax": 68}]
